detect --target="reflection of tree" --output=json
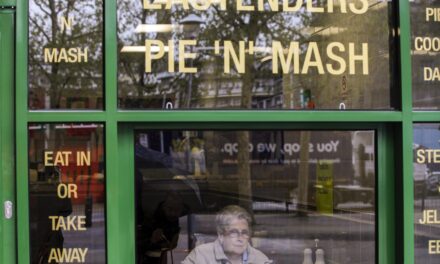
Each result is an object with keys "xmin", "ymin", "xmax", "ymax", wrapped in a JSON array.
[
  {"xmin": 198, "ymin": 2, "xmax": 305, "ymax": 108},
  {"xmin": 117, "ymin": 4, "xmax": 305, "ymax": 209},
  {"xmin": 117, "ymin": 1, "xmax": 306, "ymax": 108},
  {"xmin": 117, "ymin": 1, "xmax": 392, "ymax": 212},
  {"xmin": 303, "ymin": 2, "xmax": 392, "ymax": 108},
  {"xmin": 29, "ymin": 0, "xmax": 103, "ymax": 109},
  {"xmin": 118, "ymin": 0, "xmax": 175, "ymax": 108},
  {"xmin": 118, "ymin": 1, "xmax": 393, "ymax": 110},
  {"xmin": 187, "ymin": 3, "xmax": 305, "ymax": 211}
]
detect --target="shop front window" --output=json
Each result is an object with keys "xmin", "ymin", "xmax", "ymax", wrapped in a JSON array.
[
  {"xmin": 28, "ymin": 0, "xmax": 104, "ymax": 110},
  {"xmin": 413, "ymin": 123, "xmax": 440, "ymax": 262},
  {"xmin": 411, "ymin": 1, "xmax": 440, "ymax": 110},
  {"xmin": 28, "ymin": 123, "xmax": 106, "ymax": 263},
  {"xmin": 134, "ymin": 129, "xmax": 376, "ymax": 263},
  {"xmin": 118, "ymin": 1, "xmax": 396, "ymax": 110}
]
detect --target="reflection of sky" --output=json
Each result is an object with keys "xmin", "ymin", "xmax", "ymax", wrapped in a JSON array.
[
  {"xmin": 414, "ymin": 124, "xmax": 440, "ymax": 149},
  {"xmin": 29, "ymin": 0, "xmax": 102, "ymax": 47},
  {"xmin": 117, "ymin": 3, "xmax": 305, "ymax": 45}
]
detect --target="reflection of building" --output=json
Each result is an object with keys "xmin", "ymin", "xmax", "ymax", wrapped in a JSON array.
[
  {"xmin": 29, "ymin": 70, "xmax": 103, "ymax": 109},
  {"xmin": 118, "ymin": 53, "xmax": 286, "ymax": 109},
  {"xmin": 183, "ymin": 59, "xmax": 285, "ymax": 109}
]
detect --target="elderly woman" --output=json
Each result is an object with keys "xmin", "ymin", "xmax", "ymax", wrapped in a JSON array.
[{"xmin": 182, "ymin": 205, "xmax": 272, "ymax": 264}]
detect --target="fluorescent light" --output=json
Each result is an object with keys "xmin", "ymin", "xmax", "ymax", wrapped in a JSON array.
[
  {"xmin": 261, "ymin": 56, "xmax": 272, "ymax": 62},
  {"xmin": 121, "ymin": 46, "xmax": 146, "ymax": 52},
  {"xmin": 154, "ymin": 0, "xmax": 223, "ymax": 4},
  {"xmin": 253, "ymin": 47, "xmax": 272, "ymax": 53},
  {"xmin": 135, "ymin": 24, "xmax": 183, "ymax": 33},
  {"xmin": 121, "ymin": 46, "xmax": 170, "ymax": 53},
  {"xmin": 54, "ymin": 124, "xmax": 99, "ymax": 129}
]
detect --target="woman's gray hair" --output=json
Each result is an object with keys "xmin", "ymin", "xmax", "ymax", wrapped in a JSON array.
[{"xmin": 215, "ymin": 205, "xmax": 252, "ymax": 235}]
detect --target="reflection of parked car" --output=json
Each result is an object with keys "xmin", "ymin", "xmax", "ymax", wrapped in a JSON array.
[
  {"xmin": 426, "ymin": 171, "xmax": 440, "ymax": 194},
  {"xmin": 74, "ymin": 173, "xmax": 105, "ymax": 204},
  {"xmin": 333, "ymin": 184, "xmax": 374, "ymax": 208},
  {"xmin": 414, "ymin": 163, "xmax": 431, "ymax": 197}
]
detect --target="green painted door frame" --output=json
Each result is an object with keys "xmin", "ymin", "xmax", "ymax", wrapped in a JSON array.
[{"xmin": 0, "ymin": 9, "xmax": 16, "ymax": 264}]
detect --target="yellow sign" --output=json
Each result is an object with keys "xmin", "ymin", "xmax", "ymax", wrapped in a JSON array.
[{"xmin": 316, "ymin": 161, "xmax": 334, "ymax": 214}]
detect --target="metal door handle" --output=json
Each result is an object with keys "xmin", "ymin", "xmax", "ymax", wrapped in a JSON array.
[{"xmin": 4, "ymin": 201, "xmax": 12, "ymax": 219}]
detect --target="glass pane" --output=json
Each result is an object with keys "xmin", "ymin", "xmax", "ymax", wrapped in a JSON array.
[
  {"xmin": 414, "ymin": 123, "xmax": 440, "ymax": 263},
  {"xmin": 411, "ymin": 1, "xmax": 440, "ymax": 109},
  {"xmin": 118, "ymin": 1, "xmax": 396, "ymax": 110},
  {"xmin": 135, "ymin": 130, "xmax": 376, "ymax": 263},
  {"xmin": 29, "ymin": 0, "xmax": 104, "ymax": 110},
  {"xmin": 28, "ymin": 123, "xmax": 106, "ymax": 263}
]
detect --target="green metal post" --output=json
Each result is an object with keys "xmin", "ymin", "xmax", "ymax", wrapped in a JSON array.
[
  {"xmin": 105, "ymin": 0, "xmax": 135, "ymax": 262},
  {"xmin": 399, "ymin": 1, "xmax": 415, "ymax": 264},
  {"xmin": 378, "ymin": 124, "xmax": 396, "ymax": 264},
  {"xmin": 0, "ymin": 10, "xmax": 16, "ymax": 264}
]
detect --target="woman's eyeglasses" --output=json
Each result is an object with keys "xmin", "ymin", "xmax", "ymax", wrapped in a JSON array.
[{"xmin": 225, "ymin": 229, "xmax": 250, "ymax": 239}]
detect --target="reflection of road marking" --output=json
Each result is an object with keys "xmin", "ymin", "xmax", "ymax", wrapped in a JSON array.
[
  {"xmin": 316, "ymin": 213, "xmax": 374, "ymax": 226},
  {"xmin": 413, "ymin": 211, "xmax": 440, "ymax": 238},
  {"xmin": 415, "ymin": 229, "xmax": 440, "ymax": 238},
  {"xmin": 254, "ymin": 201, "xmax": 375, "ymax": 224},
  {"xmin": 296, "ymin": 208, "xmax": 375, "ymax": 226},
  {"xmin": 336, "ymin": 207, "xmax": 375, "ymax": 216},
  {"xmin": 415, "ymin": 218, "xmax": 440, "ymax": 229}
]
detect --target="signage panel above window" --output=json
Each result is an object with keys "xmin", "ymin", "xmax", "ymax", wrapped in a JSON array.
[
  {"xmin": 118, "ymin": 0, "xmax": 397, "ymax": 110},
  {"xmin": 28, "ymin": 0, "xmax": 104, "ymax": 110}
]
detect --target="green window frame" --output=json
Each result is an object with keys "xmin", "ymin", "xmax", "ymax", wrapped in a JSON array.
[{"xmin": 2, "ymin": 0, "xmax": 434, "ymax": 263}]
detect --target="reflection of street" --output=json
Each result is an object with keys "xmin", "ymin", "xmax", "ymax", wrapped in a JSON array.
[
  {"xmin": 171, "ymin": 201, "xmax": 375, "ymax": 264},
  {"xmin": 415, "ymin": 196, "xmax": 440, "ymax": 263},
  {"xmin": 62, "ymin": 203, "xmax": 106, "ymax": 263}
]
